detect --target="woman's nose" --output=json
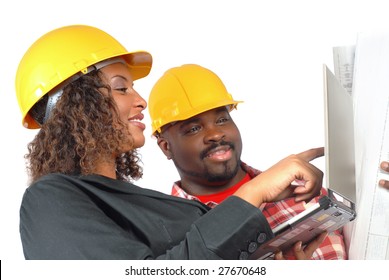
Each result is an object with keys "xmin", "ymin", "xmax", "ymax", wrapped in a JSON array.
[{"xmin": 132, "ymin": 89, "xmax": 147, "ymax": 109}]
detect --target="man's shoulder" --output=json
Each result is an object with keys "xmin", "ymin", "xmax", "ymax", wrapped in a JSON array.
[{"xmin": 241, "ymin": 161, "xmax": 262, "ymax": 177}]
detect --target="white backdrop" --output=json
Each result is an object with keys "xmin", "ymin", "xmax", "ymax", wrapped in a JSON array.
[{"xmin": 1, "ymin": 0, "xmax": 388, "ymax": 265}]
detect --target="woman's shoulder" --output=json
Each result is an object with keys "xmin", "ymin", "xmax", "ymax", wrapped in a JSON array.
[
  {"xmin": 24, "ymin": 173, "xmax": 88, "ymax": 200},
  {"xmin": 24, "ymin": 172, "xmax": 198, "ymax": 207},
  {"xmin": 26, "ymin": 173, "xmax": 166, "ymax": 198},
  {"xmin": 28, "ymin": 173, "xmax": 85, "ymax": 191}
]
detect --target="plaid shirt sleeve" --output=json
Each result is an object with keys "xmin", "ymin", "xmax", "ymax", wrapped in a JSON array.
[{"xmin": 171, "ymin": 162, "xmax": 347, "ymax": 260}]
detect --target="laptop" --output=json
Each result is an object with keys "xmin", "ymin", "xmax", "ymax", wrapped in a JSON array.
[{"xmin": 248, "ymin": 65, "xmax": 357, "ymax": 260}]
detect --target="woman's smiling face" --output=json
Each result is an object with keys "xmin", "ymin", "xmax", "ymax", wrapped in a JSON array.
[{"xmin": 100, "ymin": 62, "xmax": 147, "ymax": 150}]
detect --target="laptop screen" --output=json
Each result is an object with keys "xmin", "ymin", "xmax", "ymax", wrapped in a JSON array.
[{"xmin": 323, "ymin": 65, "xmax": 356, "ymax": 203}]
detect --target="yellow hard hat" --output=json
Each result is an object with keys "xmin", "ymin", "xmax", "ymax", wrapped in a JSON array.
[
  {"xmin": 148, "ymin": 64, "xmax": 243, "ymax": 135},
  {"xmin": 15, "ymin": 24, "xmax": 152, "ymax": 129}
]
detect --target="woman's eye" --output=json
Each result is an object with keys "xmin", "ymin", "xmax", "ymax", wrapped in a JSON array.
[{"xmin": 116, "ymin": 88, "xmax": 128, "ymax": 93}]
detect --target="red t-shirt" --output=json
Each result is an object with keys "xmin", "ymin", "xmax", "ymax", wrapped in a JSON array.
[{"xmin": 196, "ymin": 173, "xmax": 251, "ymax": 204}]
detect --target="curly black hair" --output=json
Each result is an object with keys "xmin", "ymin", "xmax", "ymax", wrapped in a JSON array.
[{"xmin": 25, "ymin": 70, "xmax": 143, "ymax": 183}]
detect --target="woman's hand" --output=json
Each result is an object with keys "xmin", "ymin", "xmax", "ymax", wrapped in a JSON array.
[{"xmin": 234, "ymin": 147, "xmax": 324, "ymax": 207}]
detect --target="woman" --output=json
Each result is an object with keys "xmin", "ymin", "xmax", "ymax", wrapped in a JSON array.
[{"xmin": 15, "ymin": 25, "xmax": 324, "ymax": 259}]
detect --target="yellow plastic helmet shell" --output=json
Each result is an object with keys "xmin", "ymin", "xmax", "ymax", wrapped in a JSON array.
[
  {"xmin": 148, "ymin": 64, "xmax": 242, "ymax": 135},
  {"xmin": 15, "ymin": 24, "xmax": 152, "ymax": 129}
]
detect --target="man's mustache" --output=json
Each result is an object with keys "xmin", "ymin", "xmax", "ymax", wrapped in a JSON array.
[{"xmin": 200, "ymin": 140, "xmax": 235, "ymax": 160}]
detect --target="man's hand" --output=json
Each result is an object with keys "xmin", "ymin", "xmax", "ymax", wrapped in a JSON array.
[{"xmin": 274, "ymin": 232, "xmax": 328, "ymax": 260}]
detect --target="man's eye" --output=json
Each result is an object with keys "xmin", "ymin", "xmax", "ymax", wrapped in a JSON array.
[
  {"xmin": 185, "ymin": 126, "xmax": 200, "ymax": 134},
  {"xmin": 217, "ymin": 117, "xmax": 228, "ymax": 124}
]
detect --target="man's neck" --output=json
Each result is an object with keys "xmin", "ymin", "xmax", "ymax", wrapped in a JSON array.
[{"xmin": 180, "ymin": 167, "xmax": 247, "ymax": 196}]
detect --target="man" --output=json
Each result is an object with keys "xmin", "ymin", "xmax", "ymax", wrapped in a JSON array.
[{"xmin": 148, "ymin": 64, "xmax": 345, "ymax": 259}]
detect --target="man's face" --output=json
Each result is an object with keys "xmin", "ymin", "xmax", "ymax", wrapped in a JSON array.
[{"xmin": 158, "ymin": 106, "xmax": 243, "ymax": 186}]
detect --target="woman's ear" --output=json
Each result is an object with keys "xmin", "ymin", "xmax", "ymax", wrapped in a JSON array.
[{"xmin": 157, "ymin": 137, "xmax": 172, "ymax": 160}]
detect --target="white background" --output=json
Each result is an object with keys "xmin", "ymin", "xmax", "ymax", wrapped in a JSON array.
[{"xmin": 1, "ymin": 0, "xmax": 388, "ymax": 275}]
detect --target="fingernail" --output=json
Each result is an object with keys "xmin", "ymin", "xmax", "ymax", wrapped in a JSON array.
[
  {"xmin": 276, "ymin": 251, "xmax": 283, "ymax": 258},
  {"xmin": 296, "ymin": 241, "xmax": 302, "ymax": 251}
]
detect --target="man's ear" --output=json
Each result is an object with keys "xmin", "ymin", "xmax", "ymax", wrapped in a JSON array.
[{"xmin": 157, "ymin": 137, "xmax": 172, "ymax": 159}]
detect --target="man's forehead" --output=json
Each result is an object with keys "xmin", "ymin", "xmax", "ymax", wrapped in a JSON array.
[{"xmin": 175, "ymin": 106, "xmax": 229, "ymax": 125}]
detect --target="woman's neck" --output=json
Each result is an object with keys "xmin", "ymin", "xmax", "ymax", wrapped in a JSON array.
[{"xmin": 94, "ymin": 159, "xmax": 117, "ymax": 179}]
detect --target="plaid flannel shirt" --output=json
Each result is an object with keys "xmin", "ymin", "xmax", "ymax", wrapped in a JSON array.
[{"xmin": 171, "ymin": 162, "xmax": 347, "ymax": 260}]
